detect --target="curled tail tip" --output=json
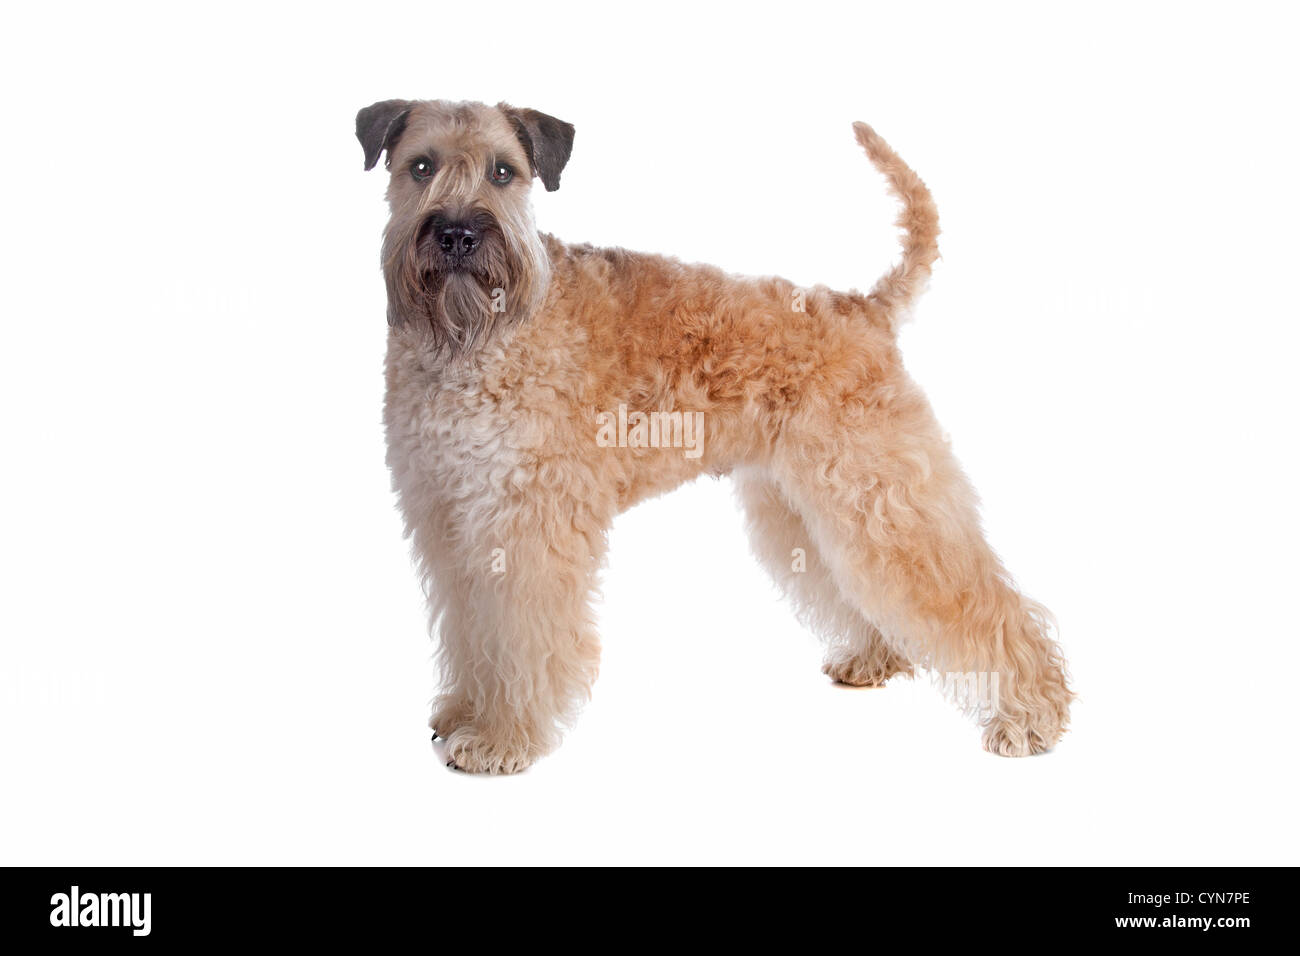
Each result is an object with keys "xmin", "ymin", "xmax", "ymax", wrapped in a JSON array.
[
  {"xmin": 850, "ymin": 119, "xmax": 941, "ymax": 325},
  {"xmin": 851, "ymin": 120, "xmax": 882, "ymax": 152},
  {"xmin": 852, "ymin": 121, "xmax": 905, "ymax": 172}
]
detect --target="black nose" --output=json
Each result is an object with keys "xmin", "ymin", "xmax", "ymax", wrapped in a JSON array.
[{"xmin": 438, "ymin": 223, "xmax": 479, "ymax": 260}]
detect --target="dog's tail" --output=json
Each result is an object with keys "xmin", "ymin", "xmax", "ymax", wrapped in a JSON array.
[{"xmin": 852, "ymin": 122, "xmax": 940, "ymax": 326}]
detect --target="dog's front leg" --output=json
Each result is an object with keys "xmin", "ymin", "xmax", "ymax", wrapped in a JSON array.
[{"xmin": 426, "ymin": 498, "xmax": 606, "ymax": 775}]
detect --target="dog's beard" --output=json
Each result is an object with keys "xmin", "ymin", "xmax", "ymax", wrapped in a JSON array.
[
  {"xmin": 434, "ymin": 273, "xmax": 497, "ymax": 352},
  {"xmin": 384, "ymin": 209, "xmax": 546, "ymax": 357}
]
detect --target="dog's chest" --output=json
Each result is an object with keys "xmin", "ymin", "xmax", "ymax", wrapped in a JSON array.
[{"xmin": 383, "ymin": 330, "xmax": 572, "ymax": 506}]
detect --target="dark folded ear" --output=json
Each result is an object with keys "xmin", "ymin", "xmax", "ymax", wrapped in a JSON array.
[
  {"xmin": 356, "ymin": 99, "xmax": 414, "ymax": 171},
  {"xmin": 498, "ymin": 104, "xmax": 575, "ymax": 191}
]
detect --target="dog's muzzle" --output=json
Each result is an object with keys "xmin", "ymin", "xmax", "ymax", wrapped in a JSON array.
[{"xmin": 422, "ymin": 214, "xmax": 481, "ymax": 270}]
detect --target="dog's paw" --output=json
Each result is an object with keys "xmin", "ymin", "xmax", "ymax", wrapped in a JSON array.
[
  {"xmin": 429, "ymin": 697, "xmax": 473, "ymax": 740},
  {"xmin": 981, "ymin": 717, "xmax": 1060, "ymax": 757},
  {"xmin": 443, "ymin": 729, "xmax": 538, "ymax": 775},
  {"xmin": 822, "ymin": 653, "xmax": 912, "ymax": 687}
]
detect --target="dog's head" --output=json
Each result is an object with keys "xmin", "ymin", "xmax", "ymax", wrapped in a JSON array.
[{"xmin": 356, "ymin": 99, "xmax": 574, "ymax": 354}]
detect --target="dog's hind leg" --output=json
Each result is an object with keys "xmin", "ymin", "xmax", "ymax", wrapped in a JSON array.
[
  {"xmin": 734, "ymin": 468, "xmax": 913, "ymax": 687},
  {"xmin": 772, "ymin": 386, "xmax": 1073, "ymax": 755}
]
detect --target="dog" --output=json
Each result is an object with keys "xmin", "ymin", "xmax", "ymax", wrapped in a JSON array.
[{"xmin": 356, "ymin": 99, "xmax": 1073, "ymax": 773}]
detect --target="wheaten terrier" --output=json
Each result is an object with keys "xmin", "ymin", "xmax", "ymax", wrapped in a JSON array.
[{"xmin": 356, "ymin": 99, "xmax": 1073, "ymax": 773}]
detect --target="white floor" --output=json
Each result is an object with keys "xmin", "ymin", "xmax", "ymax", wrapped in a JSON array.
[{"xmin": 5, "ymin": 473, "xmax": 1294, "ymax": 866}]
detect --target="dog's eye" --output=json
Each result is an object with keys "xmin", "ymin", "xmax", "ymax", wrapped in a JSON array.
[
  {"xmin": 490, "ymin": 163, "xmax": 514, "ymax": 185},
  {"xmin": 411, "ymin": 160, "xmax": 435, "ymax": 182}
]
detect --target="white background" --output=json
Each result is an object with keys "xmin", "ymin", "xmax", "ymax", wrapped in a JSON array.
[{"xmin": 2, "ymin": 1, "xmax": 1297, "ymax": 865}]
